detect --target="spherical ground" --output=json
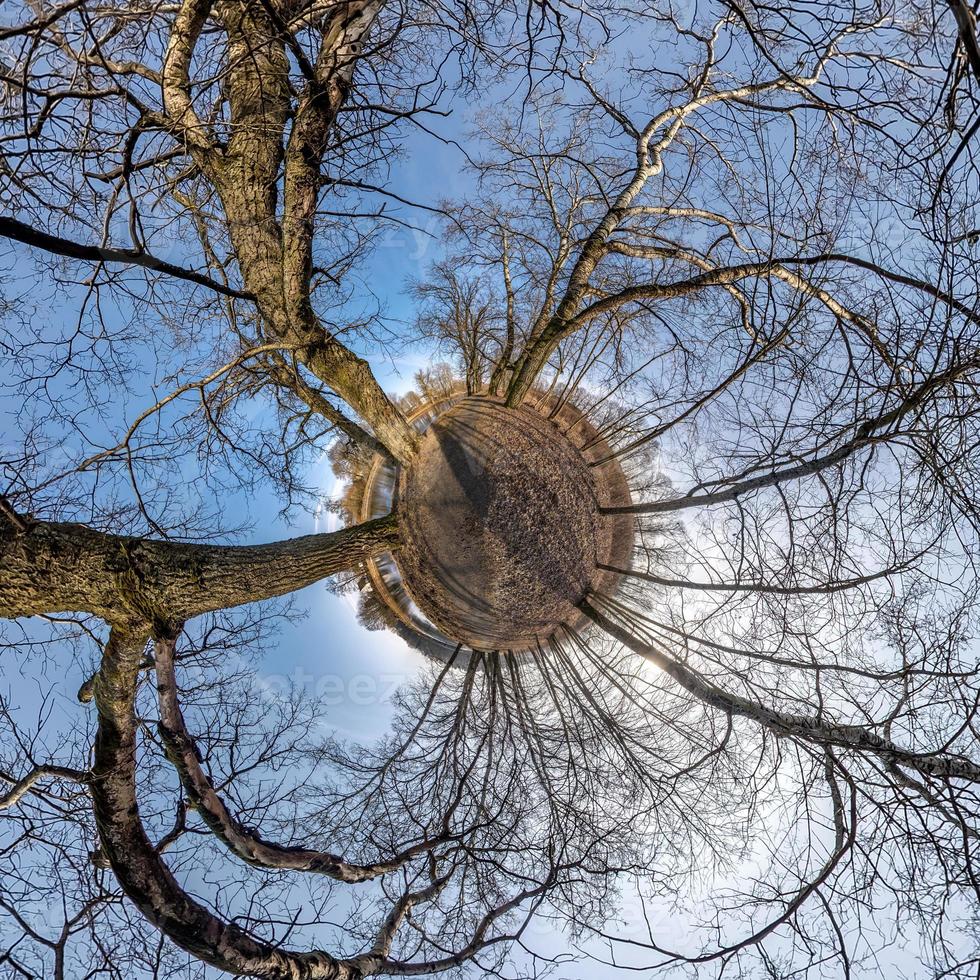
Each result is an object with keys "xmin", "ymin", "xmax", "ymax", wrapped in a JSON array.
[{"xmin": 395, "ymin": 396, "xmax": 621, "ymax": 651}]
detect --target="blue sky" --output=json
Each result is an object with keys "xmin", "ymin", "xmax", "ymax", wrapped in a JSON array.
[{"xmin": 3, "ymin": 12, "xmax": 975, "ymax": 974}]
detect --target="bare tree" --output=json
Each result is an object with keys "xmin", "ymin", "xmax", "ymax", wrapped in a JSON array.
[
  {"xmin": 395, "ymin": 5, "xmax": 980, "ymax": 973},
  {"xmin": 410, "ymin": 263, "xmax": 503, "ymax": 395},
  {"xmin": 2, "ymin": 0, "xmax": 980, "ymax": 978}
]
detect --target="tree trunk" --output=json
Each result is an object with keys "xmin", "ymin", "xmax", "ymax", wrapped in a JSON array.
[
  {"xmin": 0, "ymin": 513, "xmax": 399, "ymax": 623},
  {"xmin": 90, "ymin": 627, "xmax": 363, "ymax": 979}
]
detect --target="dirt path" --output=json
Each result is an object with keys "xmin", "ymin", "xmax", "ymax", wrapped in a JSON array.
[{"xmin": 396, "ymin": 397, "xmax": 629, "ymax": 651}]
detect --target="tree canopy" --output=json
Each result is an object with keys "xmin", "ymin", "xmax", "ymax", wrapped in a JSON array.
[{"xmin": 2, "ymin": 0, "xmax": 980, "ymax": 977}]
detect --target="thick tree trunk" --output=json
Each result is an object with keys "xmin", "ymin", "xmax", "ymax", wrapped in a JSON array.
[
  {"xmin": 0, "ymin": 513, "xmax": 399, "ymax": 623},
  {"xmin": 164, "ymin": 0, "xmax": 421, "ymax": 466},
  {"xmin": 90, "ymin": 627, "xmax": 365, "ymax": 979}
]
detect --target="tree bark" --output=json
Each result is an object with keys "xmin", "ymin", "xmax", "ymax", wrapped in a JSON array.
[
  {"xmin": 263, "ymin": 352, "xmax": 393, "ymax": 461},
  {"xmin": 0, "ymin": 513, "xmax": 399, "ymax": 623},
  {"xmin": 90, "ymin": 627, "xmax": 365, "ymax": 979},
  {"xmin": 162, "ymin": 0, "xmax": 421, "ymax": 465}
]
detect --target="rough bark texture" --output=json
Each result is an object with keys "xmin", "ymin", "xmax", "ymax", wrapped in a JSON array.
[
  {"xmin": 90, "ymin": 628, "xmax": 368, "ymax": 979},
  {"xmin": 0, "ymin": 513, "xmax": 399, "ymax": 623},
  {"xmin": 264, "ymin": 352, "xmax": 393, "ymax": 461},
  {"xmin": 164, "ymin": 0, "xmax": 420, "ymax": 465}
]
